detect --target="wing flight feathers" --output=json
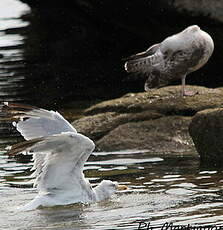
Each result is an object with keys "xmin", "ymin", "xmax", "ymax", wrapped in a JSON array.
[{"xmin": 2, "ymin": 102, "xmax": 77, "ymax": 140}]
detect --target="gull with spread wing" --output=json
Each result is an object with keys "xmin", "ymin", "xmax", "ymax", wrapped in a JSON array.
[
  {"xmin": 2, "ymin": 102, "xmax": 127, "ymax": 211},
  {"xmin": 124, "ymin": 25, "xmax": 214, "ymax": 96}
]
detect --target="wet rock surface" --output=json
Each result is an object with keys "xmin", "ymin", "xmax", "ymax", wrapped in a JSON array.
[
  {"xmin": 72, "ymin": 85, "xmax": 223, "ymax": 155},
  {"xmin": 173, "ymin": 0, "xmax": 223, "ymax": 23}
]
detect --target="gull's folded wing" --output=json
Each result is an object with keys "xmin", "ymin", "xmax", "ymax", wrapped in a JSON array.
[
  {"xmin": 2, "ymin": 102, "xmax": 77, "ymax": 140},
  {"xmin": 124, "ymin": 44, "xmax": 162, "ymax": 74},
  {"xmin": 123, "ymin": 43, "xmax": 160, "ymax": 61}
]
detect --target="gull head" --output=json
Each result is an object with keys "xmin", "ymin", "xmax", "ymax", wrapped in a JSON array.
[{"xmin": 94, "ymin": 180, "xmax": 128, "ymax": 201}]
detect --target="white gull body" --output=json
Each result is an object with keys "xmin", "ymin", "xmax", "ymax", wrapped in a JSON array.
[
  {"xmin": 3, "ymin": 102, "xmax": 127, "ymax": 211},
  {"xmin": 124, "ymin": 25, "xmax": 214, "ymax": 96}
]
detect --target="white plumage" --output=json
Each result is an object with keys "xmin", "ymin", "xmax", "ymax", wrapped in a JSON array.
[{"xmin": 3, "ymin": 102, "xmax": 127, "ymax": 210}]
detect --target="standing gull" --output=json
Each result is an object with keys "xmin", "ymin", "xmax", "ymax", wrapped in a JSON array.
[
  {"xmin": 124, "ymin": 25, "xmax": 214, "ymax": 96},
  {"xmin": 3, "ymin": 102, "xmax": 127, "ymax": 211}
]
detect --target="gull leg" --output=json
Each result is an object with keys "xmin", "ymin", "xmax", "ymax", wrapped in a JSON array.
[
  {"xmin": 181, "ymin": 75, "xmax": 198, "ymax": 96},
  {"xmin": 181, "ymin": 75, "xmax": 186, "ymax": 96}
]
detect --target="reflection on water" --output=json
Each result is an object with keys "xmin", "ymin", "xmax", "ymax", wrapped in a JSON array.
[
  {"xmin": 1, "ymin": 145, "xmax": 223, "ymax": 229},
  {"xmin": 0, "ymin": 0, "xmax": 30, "ymax": 142},
  {"xmin": 0, "ymin": 0, "xmax": 30, "ymax": 104}
]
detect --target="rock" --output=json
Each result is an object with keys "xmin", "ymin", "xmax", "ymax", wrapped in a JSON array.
[
  {"xmin": 72, "ymin": 85, "xmax": 223, "ymax": 155},
  {"xmin": 173, "ymin": 0, "xmax": 223, "ymax": 23},
  {"xmin": 21, "ymin": 0, "xmax": 223, "ymax": 24},
  {"xmin": 96, "ymin": 116, "xmax": 194, "ymax": 154},
  {"xmin": 73, "ymin": 111, "xmax": 162, "ymax": 140},
  {"xmin": 85, "ymin": 86, "xmax": 223, "ymax": 116},
  {"xmin": 189, "ymin": 108, "xmax": 223, "ymax": 165}
]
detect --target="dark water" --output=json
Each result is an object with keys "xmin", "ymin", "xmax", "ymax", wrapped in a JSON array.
[
  {"xmin": 0, "ymin": 0, "xmax": 30, "ymax": 104},
  {"xmin": 1, "ymin": 1, "xmax": 223, "ymax": 229}
]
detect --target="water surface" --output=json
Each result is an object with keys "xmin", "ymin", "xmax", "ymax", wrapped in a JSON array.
[{"xmin": 1, "ymin": 146, "xmax": 223, "ymax": 230}]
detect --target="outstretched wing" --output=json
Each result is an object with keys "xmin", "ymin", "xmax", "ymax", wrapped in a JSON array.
[
  {"xmin": 7, "ymin": 132, "xmax": 95, "ymax": 192},
  {"xmin": 2, "ymin": 102, "xmax": 77, "ymax": 140}
]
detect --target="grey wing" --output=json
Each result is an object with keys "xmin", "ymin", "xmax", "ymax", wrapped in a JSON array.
[
  {"xmin": 144, "ymin": 48, "xmax": 205, "ymax": 90},
  {"xmin": 143, "ymin": 50, "xmax": 190, "ymax": 90},
  {"xmin": 7, "ymin": 132, "xmax": 95, "ymax": 192},
  {"xmin": 2, "ymin": 102, "xmax": 77, "ymax": 140},
  {"xmin": 124, "ymin": 43, "xmax": 163, "ymax": 74},
  {"xmin": 124, "ymin": 43, "xmax": 160, "ymax": 61}
]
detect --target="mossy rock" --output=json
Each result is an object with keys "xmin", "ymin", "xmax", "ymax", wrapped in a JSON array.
[{"xmin": 85, "ymin": 86, "xmax": 223, "ymax": 116}]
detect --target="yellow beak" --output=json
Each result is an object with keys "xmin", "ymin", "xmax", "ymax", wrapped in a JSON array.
[{"xmin": 116, "ymin": 184, "xmax": 128, "ymax": 191}]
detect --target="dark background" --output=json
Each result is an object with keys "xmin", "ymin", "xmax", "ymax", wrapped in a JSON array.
[{"xmin": 9, "ymin": 0, "xmax": 223, "ymax": 107}]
